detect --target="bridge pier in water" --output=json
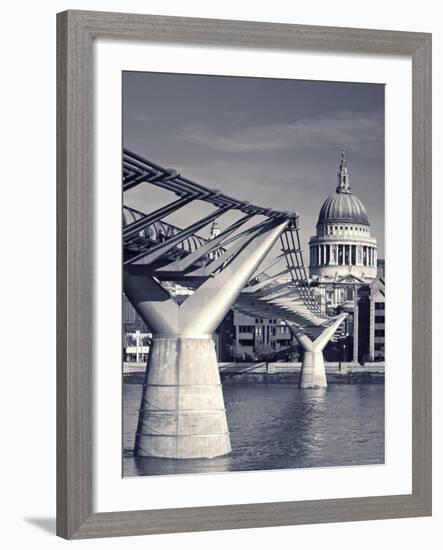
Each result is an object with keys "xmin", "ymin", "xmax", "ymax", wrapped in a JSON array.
[
  {"xmin": 124, "ymin": 219, "xmax": 290, "ymax": 459},
  {"xmin": 136, "ymin": 335, "xmax": 229, "ymax": 459},
  {"xmin": 289, "ymin": 314, "xmax": 347, "ymax": 389}
]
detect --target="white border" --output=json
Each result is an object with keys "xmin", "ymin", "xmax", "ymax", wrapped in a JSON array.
[{"xmin": 93, "ymin": 39, "xmax": 412, "ymax": 513}]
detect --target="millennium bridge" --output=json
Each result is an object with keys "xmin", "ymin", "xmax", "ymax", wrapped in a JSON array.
[{"xmin": 123, "ymin": 149, "xmax": 347, "ymax": 459}]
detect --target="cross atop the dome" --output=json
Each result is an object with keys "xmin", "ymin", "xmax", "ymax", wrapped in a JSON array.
[{"xmin": 337, "ymin": 146, "xmax": 351, "ymax": 193}]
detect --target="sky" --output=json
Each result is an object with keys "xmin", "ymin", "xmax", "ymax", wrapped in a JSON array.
[{"xmin": 123, "ymin": 71, "xmax": 385, "ymax": 258}]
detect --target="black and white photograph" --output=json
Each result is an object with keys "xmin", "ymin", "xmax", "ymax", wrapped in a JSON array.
[{"xmin": 122, "ymin": 71, "xmax": 385, "ymax": 477}]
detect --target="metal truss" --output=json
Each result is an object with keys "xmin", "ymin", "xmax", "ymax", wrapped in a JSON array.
[{"xmin": 123, "ymin": 149, "xmax": 340, "ymax": 340}]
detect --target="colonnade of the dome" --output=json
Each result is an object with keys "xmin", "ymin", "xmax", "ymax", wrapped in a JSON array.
[
  {"xmin": 317, "ymin": 224, "xmax": 370, "ymax": 237},
  {"xmin": 310, "ymin": 242, "xmax": 377, "ymax": 268}
]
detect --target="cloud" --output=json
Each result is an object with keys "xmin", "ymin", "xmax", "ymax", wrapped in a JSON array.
[{"xmin": 179, "ymin": 110, "xmax": 383, "ymax": 153}]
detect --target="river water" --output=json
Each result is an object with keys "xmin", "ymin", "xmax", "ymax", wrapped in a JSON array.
[{"xmin": 123, "ymin": 377, "xmax": 384, "ymax": 477}]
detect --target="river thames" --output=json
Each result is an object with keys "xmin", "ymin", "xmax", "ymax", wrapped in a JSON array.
[{"xmin": 123, "ymin": 376, "xmax": 384, "ymax": 477}]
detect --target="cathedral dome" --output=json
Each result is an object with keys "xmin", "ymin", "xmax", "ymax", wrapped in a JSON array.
[
  {"xmin": 308, "ymin": 148, "xmax": 378, "ymax": 283},
  {"xmin": 317, "ymin": 148, "xmax": 369, "ymax": 226},
  {"xmin": 318, "ymin": 192, "xmax": 369, "ymax": 226}
]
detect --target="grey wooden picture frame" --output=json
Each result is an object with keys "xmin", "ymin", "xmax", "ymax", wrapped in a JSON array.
[{"xmin": 56, "ymin": 9, "xmax": 432, "ymax": 540}]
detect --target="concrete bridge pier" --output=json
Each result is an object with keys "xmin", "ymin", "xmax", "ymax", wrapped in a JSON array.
[
  {"xmin": 298, "ymin": 347, "xmax": 328, "ymax": 389},
  {"xmin": 289, "ymin": 314, "xmax": 347, "ymax": 389},
  {"xmin": 135, "ymin": 335, "xmax": 230, "ymax": 459},
  {"xmin": 124, "ymin": 219, "xmax": 290, "ymax": 459}
]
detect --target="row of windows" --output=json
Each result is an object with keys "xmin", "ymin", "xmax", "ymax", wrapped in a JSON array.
[
  {"xmin": 375, "ymin": 316, "xmax": 385, "ymax": 324},
  {"xmin": 239, "ymin": 323, "xmax": 286, "ymax": 333},
  {"xmin": 326, "ymin": 288, "xmax": 354, "ymax": 303},
  {"xmin": 124, "ymin": 353, "xmax": 149, "ymax": 362},
  {"xmin": 238, "ymin": 325, "xmax": 290, "ymax": 337},
  {"xmin": 237, "ymin": 339, "xmax": 293, "ymax": 349},
  {"xmin": 254, "ymin": 318, "xmax": 278, "ymax": 324},
  {"xmin": 125, "ymin": 335, "xmax": 150, "ymax": 346},
  {"xmin": 238, "ymin": 340, "xmax": 253, "ymax": 346},
  {"xmin": 375, "ymin": 329, "xmax": 385, "ymax": 337},
  {"xmin": 265, "ymin": 340, "xmax": 292, "ymax": 347},
  {"xmin": 254, "ymin": 327, "xmax": 289, "ymax": 336},
  {"xmin": 375, "ymin": 302, "xmax": 385, "ymax": 310},
  {"xmin": 319, "ymin": 225, "xmax": 370, "ymax": 236}
]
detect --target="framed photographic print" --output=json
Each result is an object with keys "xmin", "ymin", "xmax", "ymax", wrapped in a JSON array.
[{"xmin": 57, "ymin": 10, "xmax": 432, "ymax": 539}]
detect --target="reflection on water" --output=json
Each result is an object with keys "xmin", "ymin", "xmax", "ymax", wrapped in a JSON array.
[{"xmin": 123, "ymin": 376, "xmax": 384, "ymax": 477}]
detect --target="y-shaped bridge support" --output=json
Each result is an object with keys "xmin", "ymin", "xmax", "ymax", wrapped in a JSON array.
[
  {"xmin": 288, "ymin": 314, "xmax": 347, "ymax": 389},
  {"xmin": 124, "ymin": 219, "xmax": 289, "ymax": 459}
]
